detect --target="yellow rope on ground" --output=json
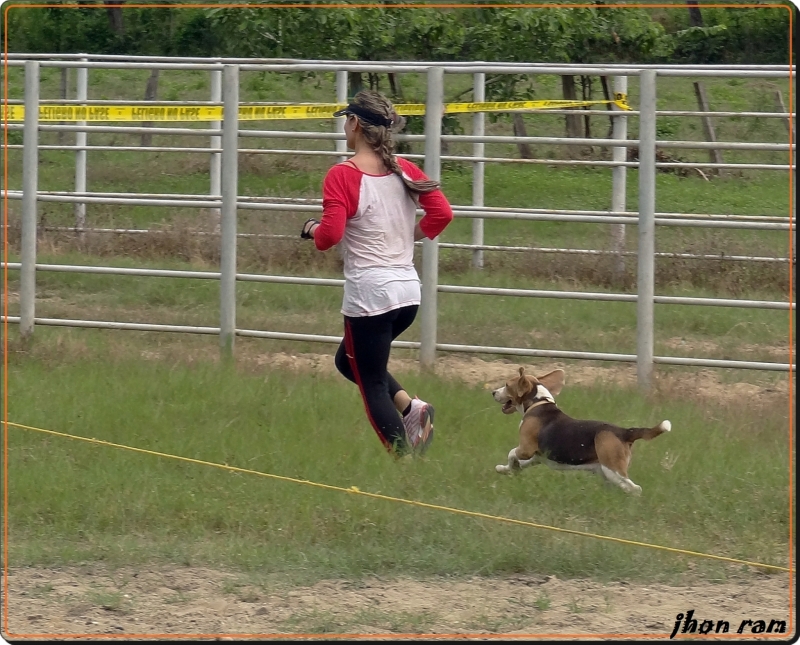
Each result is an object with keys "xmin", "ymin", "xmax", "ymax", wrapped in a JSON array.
[{"xmin": 5, "ymin": 420, "xmax": 791, "ymax": 574}]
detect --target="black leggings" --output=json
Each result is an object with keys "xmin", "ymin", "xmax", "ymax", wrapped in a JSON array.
[{"xmin": 334, "ymin": 305, "xmax": 418, "ymax": 452}]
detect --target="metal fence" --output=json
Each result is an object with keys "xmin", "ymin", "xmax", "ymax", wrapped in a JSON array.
[{"xmin": 2, "ymin": 55, "xmax": 796, "ymax": 388}]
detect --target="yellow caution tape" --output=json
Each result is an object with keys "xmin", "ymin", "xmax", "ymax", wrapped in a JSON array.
[
  {"xmin": 3, "ymin": 105, "xmax": 222, "ymax": 122},
  {"xmin": 405, "ymin": 97, "xmax": 630, "ymax": 115},
  {"xmin": 2, "ymin": 96, "xmax": 629, "ymax": 122}
]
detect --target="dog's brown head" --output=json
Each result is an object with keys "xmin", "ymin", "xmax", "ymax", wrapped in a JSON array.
[{"xmin": 492, "ymin": 367, "xmax": 565, "ymax": 414}]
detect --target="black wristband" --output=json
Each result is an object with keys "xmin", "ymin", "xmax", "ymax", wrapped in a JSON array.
[{"xmin": 301, "ymin": 218, "xmax": 320, "ymax": 240}]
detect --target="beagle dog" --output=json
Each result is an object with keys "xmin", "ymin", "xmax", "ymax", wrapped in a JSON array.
[{"xmin": 492, "ymin": 367, "xmax": 670, "ymax": 495}]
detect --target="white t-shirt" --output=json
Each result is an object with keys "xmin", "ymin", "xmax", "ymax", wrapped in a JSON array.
[{"xmin": 315, "ymin": 157, "xmax": 453, "ymax": 317}]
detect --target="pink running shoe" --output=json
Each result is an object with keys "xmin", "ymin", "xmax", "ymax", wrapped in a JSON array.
[{"xmin": 402, "ymin": 397, "xmax": 435, "ymax": 455}]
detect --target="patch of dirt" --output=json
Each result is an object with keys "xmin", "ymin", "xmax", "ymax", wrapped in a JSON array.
[
  {"xmin": 5, "ymin": 565, "xmax": 793, "ymax": 640},
  {"xmin": 242, "ymin": 350, "xmax": 791, "ymax": 408}
]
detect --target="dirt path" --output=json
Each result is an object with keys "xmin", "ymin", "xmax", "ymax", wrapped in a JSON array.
[
  {"xmin": 5, "ymin": 565, "xmax": 794, "ymax": 640},
  {"xmin": 163, "ymin": 346, "xmax": 792, "ymax": 408}
]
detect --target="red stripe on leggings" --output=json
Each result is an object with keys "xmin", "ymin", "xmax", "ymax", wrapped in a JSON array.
[{"xmin": 343, "ymin": 319, "xmax": 393, "ymax": 452}]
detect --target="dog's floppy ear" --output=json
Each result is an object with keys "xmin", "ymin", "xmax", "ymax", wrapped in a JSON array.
[
  {"xmin": 537, "ymin": 369, "xmax": 565, "ymax": 396},
  {"xmin": 515, "ymin": 366, "xmax": 534, "ymax": 397}
]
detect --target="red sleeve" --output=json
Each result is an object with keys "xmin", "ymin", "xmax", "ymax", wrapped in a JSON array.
[
  {"xmin": 397, "ymin": 157, "xmax": 454, "ymax": 239},
  {"xmin": 317, "ymin": 163, "xmax": 361, "ymax": 250}
]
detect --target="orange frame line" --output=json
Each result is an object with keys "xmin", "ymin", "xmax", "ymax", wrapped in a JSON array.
[{"xmin": 2, "ymin": 0, "xmax": 795, "ymax": 641}]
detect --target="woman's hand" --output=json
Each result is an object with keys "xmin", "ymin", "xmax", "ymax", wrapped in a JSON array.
[{"xmin": 300, "ymin": 218, "xmax": 320, "ymax": 239}]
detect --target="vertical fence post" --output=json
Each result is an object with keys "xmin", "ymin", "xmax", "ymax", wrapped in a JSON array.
[
  {"xmin": 20, "ymin": 60, "xmax": 40, "ymax": 341},
  {"xmin": 637, "ymin": 70, "xmax": 657, "ymax": 391},
  {"xmin": 335, "ymin": 70, "xmax": 348, "ymax": 163},
  {"xmin": 419, "ymin": 66, "xmax": 444, "ymax": 369},
  {"xmin": 210, "ymin": 68, "xmax": 222, "ymax": 222},
  {"xmin": 74, "ymin": 57, "xmax": 88, "ymax": 233},
  {"xmin": 610, "ymin": 74, "xmax": 628, "ymax": 283},
  {"xmin": 219, "ymin": 64, "xmax": 239, "ymax": 359},
  {"xmin": 471, "ymin": 71, "xmax": 485, "ymax": 269}
]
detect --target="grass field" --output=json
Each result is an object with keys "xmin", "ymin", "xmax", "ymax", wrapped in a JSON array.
[
  {"xmin": 1, "ymin": 61, "xmax": 795, "ymax": 592},
  {"xmin": 4, "ymin": 332, "xmax": 791, "ymax": 586}
]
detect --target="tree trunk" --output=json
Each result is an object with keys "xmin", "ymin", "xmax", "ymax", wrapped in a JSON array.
[
  {"xmin": 512, "ymin": 113, "xmax": 533, "ymax": 159},
  {"xmin": 581, "ymin": 75, "xmax": 592, "ymax": 140},
  {"xmin": 141, "ymin": 69, "xmax": 159, "ymax": 147},
  {"xmin": 561, "ymin": 75, "xmax": 582, "ymax": 158},
  {"xmin": 388, "ymin": 73, "xmax": 403, "ymax": 100},
  {"xmin": 349, "ymin": 73, "xmax": 364, "ymax": 98},
  {"xmin": 105, "ymin": 1, "xmax": 125, "ymax": 34},
  {"xmin": 686, "ymin": 1, "xmax": 704, "ymax": 27},
  {"xmin": 600, "ymin": 75, "xmax": 614, "ymax": 140}
]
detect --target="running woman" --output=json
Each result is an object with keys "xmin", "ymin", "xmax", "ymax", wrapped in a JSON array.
[{"xmin": 301, "ymin": 90, "xmax": 453, "ymax": 456}]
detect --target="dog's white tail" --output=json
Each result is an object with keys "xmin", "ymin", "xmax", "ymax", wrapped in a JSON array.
[{"xmin": 626, "ymin": 420, "xmax": 671, "ymax": 442}]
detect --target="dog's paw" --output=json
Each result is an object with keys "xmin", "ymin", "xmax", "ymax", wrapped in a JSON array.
[
  {"xmin": 495, "ymin": 464, "xmax": 511, "ymax": 474},
  {"xmin": 630, "ymin": 484, "xmax": 643, "ymax": 496}
]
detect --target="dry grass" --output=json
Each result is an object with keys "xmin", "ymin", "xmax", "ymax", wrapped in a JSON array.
[{"xmin": 6, "ymin": 213, "xmax": 790, "ymax": 295}]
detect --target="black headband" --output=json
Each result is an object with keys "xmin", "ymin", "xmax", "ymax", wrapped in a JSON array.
[{"xmin": 333, "ymin": 103, "xmax": 393, "ymax": 128}]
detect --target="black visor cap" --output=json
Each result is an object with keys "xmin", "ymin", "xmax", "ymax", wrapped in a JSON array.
[{"xmin": 333, "ymin": 103, "xmax": 393, "ymax": 128}]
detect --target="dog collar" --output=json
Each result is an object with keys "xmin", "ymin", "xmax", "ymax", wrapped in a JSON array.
[{"xmin": 523, "ymin": 399, "xmax": 554, "ymax": 413}]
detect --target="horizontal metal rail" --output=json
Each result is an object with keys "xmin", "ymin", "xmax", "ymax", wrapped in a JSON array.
[
  {"xmin": 436, "ymin": 242, "xmax": 791, "ymax": 264},
  {"xmin": 36, "ymin": 124, "xmax": 221, "ymax": 136},
  {"xmin": 7, "ymin": 53, "xmax": 793, "ymax": 73},
  {"xmin": 7, "ymin": 144, "xmax": 792, "ymax": 171},
  {"xmin": 6, "ymin": 144, "xmax": 791, "ymax": 171},
  {"xmin": 19, "ymin": 192, "xmax": 789, "ymax": 224},
  {"xmin": 5, "ymin": 145, "xmax": 223, "ymax": 154},
  {"xmin": 35, "ymin": 227, "xmax": 791, "ymax": 264},
  {"xmin": 437, "ymin": 134, "xmax": 794, "ymax": 151},
  {"xmin": 3, "ymin": 263, "xmax": 792, "ymax": 310},
  {"xmin": 6, "ymin": 106, "xmax": 794, "ymax": 121},
  {"xmin": 432, "ymin": 341, "xmax": 793, "ymax": 371},
  {"xmin": 7, "ymin": 58, "xmax": 793, "ymax": 77},
  {"xmin": 448, "ymin": 210, "xmax": 790, "ymax": 230},
  {"xmin": 1, "ymin": 191, "xmax": 790, "ymax": 229},
  {"xmin": 437, "ymin": 284, "xmax": 794, "ymax": 310},
  {"xmin": 2, "ymin": 315, "xmax": 792, "ymax": 372},
  {"xmin": 438, "ymin": 156, "xmax": 792, "ymax": 171},
  {"xmin": 12, "ymin": 123, "xmax": 792, "ymax": 153},
  {"xmin": 452, "ymin": 204, "xmax": 789, "ymax": 223},
  {"xmin": 33, "ymin": 228, "xmax": 790, "ymax": 264}
]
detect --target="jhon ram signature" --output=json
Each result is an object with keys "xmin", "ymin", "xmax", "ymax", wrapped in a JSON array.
[{"xmin": 670, "ymin": 610, "xmax": 788, "ymax": 638}]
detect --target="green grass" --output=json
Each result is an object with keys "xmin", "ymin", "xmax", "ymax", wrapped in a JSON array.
[{"xmin": 4, "ymin": 344, "xmax": 790, "ymax": 585}]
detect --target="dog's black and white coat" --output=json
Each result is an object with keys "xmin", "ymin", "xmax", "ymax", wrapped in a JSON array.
[{"xmin": 492, "ymin": 367, "xmax": 671, "ymax": 495}]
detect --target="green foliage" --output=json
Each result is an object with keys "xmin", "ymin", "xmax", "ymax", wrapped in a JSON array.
[
  {"xmin": 2, "ymin": 2, "xmax": 791, "ymax": 67},
  {"xmin": 670, "ymin": 24, "xmax": 730, "ymax": 64},
  {"xmin": 651, "ymin": 4, "xmax": 792, "ymax": 65},
  {"xmin": 706, "ymin": 6, "xmax": 793, "ymax": 65},
  {"xmin": 2, "ymin": 2, "xmax": 221, "ymax": 57}
]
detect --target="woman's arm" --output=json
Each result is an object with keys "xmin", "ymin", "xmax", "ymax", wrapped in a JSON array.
[{"xmin": 313, "ymin": 164, "xmax": 361, "ymax": 250}]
